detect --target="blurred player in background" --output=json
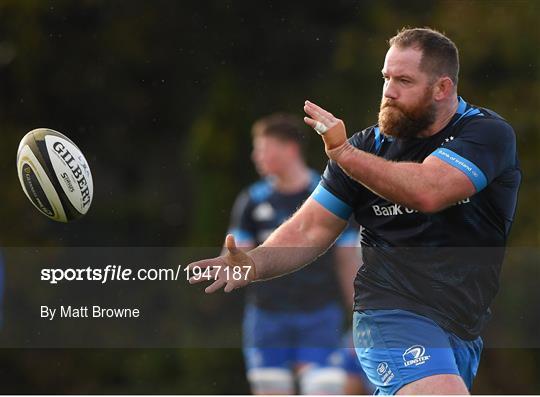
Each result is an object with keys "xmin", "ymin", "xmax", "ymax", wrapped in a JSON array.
[{"xmin": 227, "ymin": 113, "xmax": 368, "ymax": 394}]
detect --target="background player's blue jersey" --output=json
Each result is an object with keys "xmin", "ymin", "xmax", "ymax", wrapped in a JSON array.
[
  {"xmin": 313, "ymin": 97, "xmax": 521, "ymax": 339},
  {"xmin": 229, "ymin": 171, "xmax": 357, "ymax": 312}
]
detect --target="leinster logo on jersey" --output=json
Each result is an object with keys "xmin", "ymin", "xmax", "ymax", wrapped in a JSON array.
[{"xmin": 403, "ymin": 345, "xmax": 431, "ymax": 367}]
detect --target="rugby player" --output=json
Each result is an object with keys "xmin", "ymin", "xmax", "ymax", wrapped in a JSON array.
[
  {"xmin": 227, "ymin": 113, "xmax": 364, "ymax": 394},
  {"xmin": 189, "ymin": 28, "xmax": 521, "ymax": 394}
]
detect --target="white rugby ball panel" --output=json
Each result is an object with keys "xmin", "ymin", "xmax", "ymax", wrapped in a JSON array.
[{"xmin": 45, "ymin": 135, "xmax": 93, "ymax": 214}]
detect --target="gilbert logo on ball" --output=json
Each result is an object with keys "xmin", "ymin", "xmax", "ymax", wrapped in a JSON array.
[{"xmin": 16, "ymin": 128, "xmax": 93, "ymax": 222}]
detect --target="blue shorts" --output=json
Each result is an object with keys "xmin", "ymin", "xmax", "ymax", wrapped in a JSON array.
[
  {"xmin": 243, "ymin": 303, "xmax": 343, "ymax": 370},
  {"xmin": 353, "ymin": 309, "xmax": 483, "ymax": 395},
  {"xmin": 342, "ymin": 345, "xmax": 366, "ymax": 375},
  {"xmin": 339, "ymin": 329, "xmax": 376, "ymax": 392}
]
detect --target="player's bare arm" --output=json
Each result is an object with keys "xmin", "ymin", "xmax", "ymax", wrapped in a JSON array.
[
  {"xmin": 187, "ymin": 197, "xmax": 347, "ymax": 293},
  {"xmin": 304, "ymin": 100, "xmax": 476, "ymax": 213}
]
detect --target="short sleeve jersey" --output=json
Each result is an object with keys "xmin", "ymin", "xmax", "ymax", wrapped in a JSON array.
[
  {"xmin": 228, "ymin": 170, "xmax": 358, "ymax": 312},
  {"xmin": 312, "ymin": 97, "xmax": 521, "ymax": 339}
]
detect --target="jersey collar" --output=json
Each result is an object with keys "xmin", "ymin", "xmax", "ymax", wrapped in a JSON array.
[{"xmin": 456, "ymin": 96, "xmax": 467, "ymax": 115}]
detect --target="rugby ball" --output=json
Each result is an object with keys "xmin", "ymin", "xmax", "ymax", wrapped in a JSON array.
[{"xmin": 16, "ymin": 128, "xmax": 93, "ymax": 222}]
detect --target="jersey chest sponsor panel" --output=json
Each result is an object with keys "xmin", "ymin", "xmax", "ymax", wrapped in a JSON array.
[{"xmin": 315, "ymin": 98, "xmax": 521, "ymax": 339}]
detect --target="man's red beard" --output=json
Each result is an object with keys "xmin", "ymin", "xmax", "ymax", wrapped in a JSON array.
[{"xmin": 378, "ymin": 93, "xmax": 436, "ymax": 139}]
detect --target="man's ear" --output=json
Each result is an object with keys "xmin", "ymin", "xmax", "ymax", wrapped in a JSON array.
[{"xmin": 433, "ymin": 77, "xmax": 455, "ymax": 101}]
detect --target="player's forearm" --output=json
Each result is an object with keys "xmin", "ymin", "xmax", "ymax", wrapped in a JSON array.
[
  {"xmin": 332, "ymin": 143, "xmax": 435, "ymax": 212},
  {"xmin": 249, "ymin": 244, "xmax": 322, "ymax": 281},
  {"xmin": 248, "ymin": 218, "xmax": 331, "ymax": 281}
]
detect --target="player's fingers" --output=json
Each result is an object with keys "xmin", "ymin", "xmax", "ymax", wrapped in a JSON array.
[
  {"xmin": 186, "ymin": 257, "xmax": 219, "ymax": 271},
  {"xmin": 303, "ymin": 116, "xmax": 317, "ymax": 128},
  {"xmin": 225, "ymin": 234, "xmax": 240, "ymax": 255},
  {"xmin": 188, "ymin": 265, "xmax": 220, "ymax": 284},
  {"xmin": 188, "ymin": 275, "xmax": 205, "ymax": 285},
  {"xmin": 186, "ymin": 258, "xmax": 217, "ymax": 270},
  {"xmin": 209, "ymin": 266, "xmax": 220, "ymax": 279},
  {"xmin": 305, "ymin": 99, "xmax": 332, "ymax": 116},
  {"xmin": 304, "ymin": 100, "xmax": 335, "ymax": 121},
  {"xmin": 205, "ymin": 278, "xmax": 227, "ymax": 294},
  {"xmin": 224, "ymin": 281, "xmax": 238, "ymax": 293},
  {"xmin": 303, "ymin": 102, "xmax": 323, "ymax": 121},
  {"xmin": 304, "ymin": 107, "xmax": 336, "ymax": 131}
]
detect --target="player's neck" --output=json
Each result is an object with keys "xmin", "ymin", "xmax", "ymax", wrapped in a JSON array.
[
  {"xmin": 272, "ymin": 162, "xmax": 311, "ymax": 194},
  {"xmin": 418, "ymin": 95, "xmax": 459, "ymax": 138}
]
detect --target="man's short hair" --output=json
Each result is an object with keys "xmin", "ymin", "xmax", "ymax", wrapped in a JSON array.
[
  {"xmin": 389, "ymin": 27, "xmax": 459, "ymax": 85},
  {"xmin": 251, "ymin": 113, "xmax": 307, "ymax": 148}
]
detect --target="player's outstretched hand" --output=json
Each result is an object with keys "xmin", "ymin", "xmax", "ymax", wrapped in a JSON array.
[
  {"xmin": 303, "ymin": 100, "xmax": 349, "ymax": 160},
  {"xmin": 187, "ymin": 234, "xmax": 257, "ymax": 293}
]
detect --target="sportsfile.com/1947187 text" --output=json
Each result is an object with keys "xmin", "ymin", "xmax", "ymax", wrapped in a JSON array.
[{"xmin": 40, "ymin": 264, "xmax": 253, "ymax": 285}]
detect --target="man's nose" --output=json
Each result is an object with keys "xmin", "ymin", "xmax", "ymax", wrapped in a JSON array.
[{"xmin": 383, "ymin": 79, "xmax": 398, "ymax": 100}]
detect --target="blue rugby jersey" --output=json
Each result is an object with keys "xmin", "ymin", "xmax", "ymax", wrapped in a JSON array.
[
  {"xmin": 228, "ymin": 170, "xmax": 358, "ymax": 311},
  {"xmin": 312, "ymin": 97, "xmax": 521, "ymax": 339}
]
